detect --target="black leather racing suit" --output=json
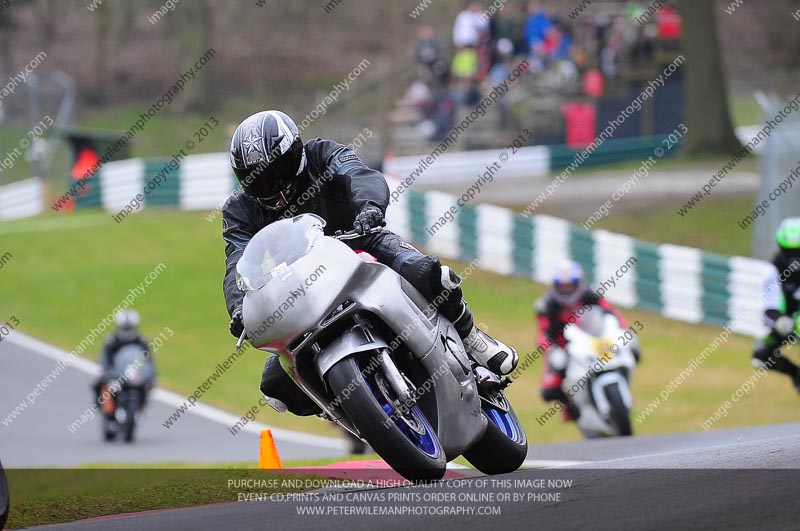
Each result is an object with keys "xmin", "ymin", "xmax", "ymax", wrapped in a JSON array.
[
  {"xmin": 752, "ymin": 252, "xmax": 800, "ymax": 378},
  {"xmin": 99, "ymin": 333, "xmax": 150, "ymax": 373},
  {"xmin": 222, "ymin": 138, "xmax": 472, "ymax": 415}
]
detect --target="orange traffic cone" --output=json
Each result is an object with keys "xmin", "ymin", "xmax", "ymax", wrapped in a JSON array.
[{"xmin": 258, "ymin": 429, "xmax": 283, "ymax": 469}]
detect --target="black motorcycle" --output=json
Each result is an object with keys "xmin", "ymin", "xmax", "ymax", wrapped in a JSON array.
[{"xmin": 99, "ymin": 344, "xmax": 156, "ymax": 443}]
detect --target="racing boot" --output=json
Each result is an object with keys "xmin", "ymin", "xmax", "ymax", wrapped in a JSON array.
[
  {"xmin": 449, "ymin": 298, "xmax": 518, "ymax": 375},
  {"xmin": 462, "ymin": 326, "xmax": 519, "ymax": 376}
]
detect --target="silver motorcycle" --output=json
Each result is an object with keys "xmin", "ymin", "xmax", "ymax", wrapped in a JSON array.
[{"xmin": 236, "ymin": 214, "xmax": 527, "ymax": 480}]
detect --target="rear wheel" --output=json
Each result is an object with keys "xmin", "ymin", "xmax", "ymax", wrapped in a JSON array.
[
  {"xmin": 326, "ymin": 355, "xmax": 446, "ymax": 481},
  {"xmin": 463, "ymin": 393, "xmax": 528, "ymax": 475},
  {"xmin": 121, "ymin": 391, "xmax": 139, "ymax": 443},
  {"xmin": 605, "ymin": 383, "xmax": 632, "ymax": 436},
  {"xmin": 103, "ymin": 427, "xmax": 117, "ymax": 442},
  {"xmin": 123, "ymin": 416, "xmax": 136, "ymax": 442}
]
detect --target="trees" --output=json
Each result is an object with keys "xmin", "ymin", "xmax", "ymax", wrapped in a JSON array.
[{"xmin": 678, "ymin": 0, "xmax": 742, "ymax": 155}]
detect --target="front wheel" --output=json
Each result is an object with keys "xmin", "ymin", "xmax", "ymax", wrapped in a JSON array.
[
  {"xmin": 463, "ymin": 394, "xmax": 528, "ymax": 475},
  {"xmin": 326, "ymin": 355, "xmax": 446, "ymax": 481},
  {"xmin": 0, "ymin": 460, "xmax": 8, "ymax": 530},
  {"xmin": 605, "ymin": 383, "xmax": 632, "ymax": 436}
]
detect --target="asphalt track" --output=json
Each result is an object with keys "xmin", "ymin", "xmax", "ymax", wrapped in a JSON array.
[
  {"xmin": 0, "ymin": 332, "xmax": 348, "ymax": 467},
  {"xmin": 5, "ymin": 332, "xmax": 800, "ymax": 530},
  {"xmin": 20, "ymin": 422, "xmax": 800, "ymax": 531}
]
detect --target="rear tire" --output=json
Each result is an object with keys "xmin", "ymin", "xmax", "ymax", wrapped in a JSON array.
[
  {"xmin": 463, "ymin": 396, "xmax": 528, "ymax": 475},
  {"xmin": 103, "ymin": 418, "xmax": 118, "ymax": 442},
  {"xmin": 122, "ymin": 392, "xmax": 138, "ymax": 443},
  {"xmin": 327, "ymin": 356, "xmax": 446, "ymax": 481},
  {"xmin": 123, "ymin": 418, "xmax": 135, "ymax": 443},
  {"xmin": 605, "ymin": 383, "xmax": 632, "ymax": 436}
]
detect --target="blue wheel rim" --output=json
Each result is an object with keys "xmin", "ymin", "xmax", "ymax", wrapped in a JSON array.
[
  {"xmin": 483, "ymin": 403, "xmax": 519, "ymax": 442},
  {"xmin": 355, "ymin": 358, "xmax": 440, "ymax": 459}
]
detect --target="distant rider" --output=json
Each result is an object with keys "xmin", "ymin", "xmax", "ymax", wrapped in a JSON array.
[
  {"xmin": 94, "ymin": 310, "xmax": 151, "ymax": 415},
  {"xmin": 751, "ymin": 218, "xmax": 800, "ymax": 393},
  {"xmin": 535, "ymin": 261, "xmax": 638, "ymax": 419},
  {"xmin": 222, "ymin": 110, "xmax": 518, "ymax": 415}
]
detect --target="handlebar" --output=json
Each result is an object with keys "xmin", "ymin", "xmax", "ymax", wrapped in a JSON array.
[{"xmin": 333, "ymin": 226, "xmax": 383, "ymax": 241}]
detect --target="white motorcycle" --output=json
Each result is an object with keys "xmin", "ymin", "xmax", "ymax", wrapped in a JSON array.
[{"xmin": 554, "ymin": 307, "xmax": 638, "ymax": 438}]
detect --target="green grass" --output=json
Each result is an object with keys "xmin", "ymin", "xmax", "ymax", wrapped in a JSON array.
[
  {"xmin": 5, "ymin": 455, "xmax": 383, "ymax": 528},
  {"xmin": 0, "ymin": 209, "xmax": 796, "ymax": 450},
  {"xmin": 591, "ymin": 195, "xmax": 758, "ymax": 256},
  {"xmin": 729, "ymin": 95, "xmax": 766, "ymax": 128},
  {"xmin": 5, "ymin": 467, "xmax": 324, "ymax": 529}
]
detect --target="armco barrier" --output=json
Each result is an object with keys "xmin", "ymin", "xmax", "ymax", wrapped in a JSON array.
[
  {"xmin": 0, "ymin": 178, "xmax": 45, "ymax": 220},
  {"xmin": 63, "ymin": 151, "xmax": 772, "ymax": 337},
  {"xmin": 385, "ymin": 183, "xmax": 771, "ymax": 339}
]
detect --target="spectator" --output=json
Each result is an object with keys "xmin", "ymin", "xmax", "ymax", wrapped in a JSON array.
[
  {"xmin": 493, "ymin": 5, "xmax": 525, "ymax": 57},
  {"xmin": 487, "ymin": 38, "xmax": 516, "ymax": 128},
  {"xmin": 430, "ymin": 89, "xmax": 457, "ymax": 142},
  {"xmin": 629, "ymin": 22, "xmax": 656, "ymax": 65},
  {"xmin": 416, "ymin": 25, "xmax": 443, "ymax": 78},
  {"xmin": 600, "ymin": 16, "xmax": 626, "ymax": 78},
  {"xmin": 523, "ymin": 0, "xmax": 553, "ymax": 50},
  {"xmin": 451, "ymin": 45, "xmax": 481, "ymax": 105},
  {"xmin": 657, "ymin": 3, "xmax": 682, "ymax": 40},
  {"xmin": 453, "ymin": 2, "xmax": 489, "ymax": 48},
  {"xmin": 399, "ymin": 79, "xmax": 434, "ymax": 119},
  {"xmin": 452, "ymin": 46, "xmax": 480, "ymax": 80},
  {"xmin": 543, "ymin": 24, "xmax": 572, "ymax": 61}
]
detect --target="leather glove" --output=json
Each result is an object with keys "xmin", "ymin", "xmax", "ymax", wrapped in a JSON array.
[
  {"xmin": 353, "ymin": 206, "xmax": 385, "ymax": 235},
  {"xmin": 773, "ymin": 315, "xmax": 796, "ymax": 338},
  {"xmin": 229, "ymin": 307, "xmax": 245, "ymax": 338}
]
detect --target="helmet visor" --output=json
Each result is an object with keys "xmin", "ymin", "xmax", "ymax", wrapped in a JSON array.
[
  {"xmin": 239, "ymin": 149, "xmax": 301, "ymax": 211},
  {"xmin": 554, "ymin": 280, "xmax": 579, "ymax": 297}
]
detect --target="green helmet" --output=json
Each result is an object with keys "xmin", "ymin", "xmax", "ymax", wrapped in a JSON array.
[{"xmin": 776, "ymin": 217, "xmax": 800, "ymax": 259}]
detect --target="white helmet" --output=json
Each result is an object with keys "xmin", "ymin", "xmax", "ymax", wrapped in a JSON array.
[
  {"xmin": 551, "ymin": 260, "xmax": 585, "ymax": 305},
  {"xmin": 115, "ymin": 309, "xmax": 140, "ymax": 341}
]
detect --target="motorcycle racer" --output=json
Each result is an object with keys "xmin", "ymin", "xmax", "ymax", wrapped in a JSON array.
[
  {"xmin": 535, "ymin": 261, "xmax": 638, "ymax": 419},
  {"xmin": 93, "ymin": 310, "xmax": 152, "ymax": 421},
  {"xmin": 221, "ymin": 110, "xmax": 518, "ymax": 415},
  {"xmin": 751, "ymin": 218, "xmax": 800, "ymax": 393}
]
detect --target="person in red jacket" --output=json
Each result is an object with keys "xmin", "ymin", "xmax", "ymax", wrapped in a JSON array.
[{"xmin": 535, "ymin": 261, "xmax": 637, "ymax": 420}]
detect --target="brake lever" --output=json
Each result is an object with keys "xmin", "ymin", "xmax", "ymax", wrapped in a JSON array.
[
  {"xmin": 334, "ymin": 226, "xmax": 384, "ymax": 241},
  {"xmin": 236, "ymin": 329, "xmax": 247, "ymax": 349}
]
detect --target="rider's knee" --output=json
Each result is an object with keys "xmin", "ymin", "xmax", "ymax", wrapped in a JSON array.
[
  {"xmin": 259, "ymin": 356, "xmax": 321, "ymax": 417},
  {"xmin": 541, "ymin": 385, "xmax": 566, "ymax": 402},
  {"xmin": 752, "ymin": 341, "xmax": 777, "ymax": 364}
]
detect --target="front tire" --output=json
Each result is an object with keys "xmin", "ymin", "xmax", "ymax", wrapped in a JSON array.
[
  {"xmin": 605, "ymin": 383, "xmax": 632, "ymax": 436},
  {"xmin": 326, "ymin": 355, "xmax": 446, "ymax": 481},
  {"xmin": 0, "ymin": 460, "xmax": 9, "ymax": 530},
  {"xmin": 463, "ymin": 395, "xmax": 528, "ymax": 475}
]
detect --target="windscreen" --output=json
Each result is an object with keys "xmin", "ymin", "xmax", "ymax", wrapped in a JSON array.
[{"xmin": 235, "ymin": 214, "xmax": 326, "ymax": 291}]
